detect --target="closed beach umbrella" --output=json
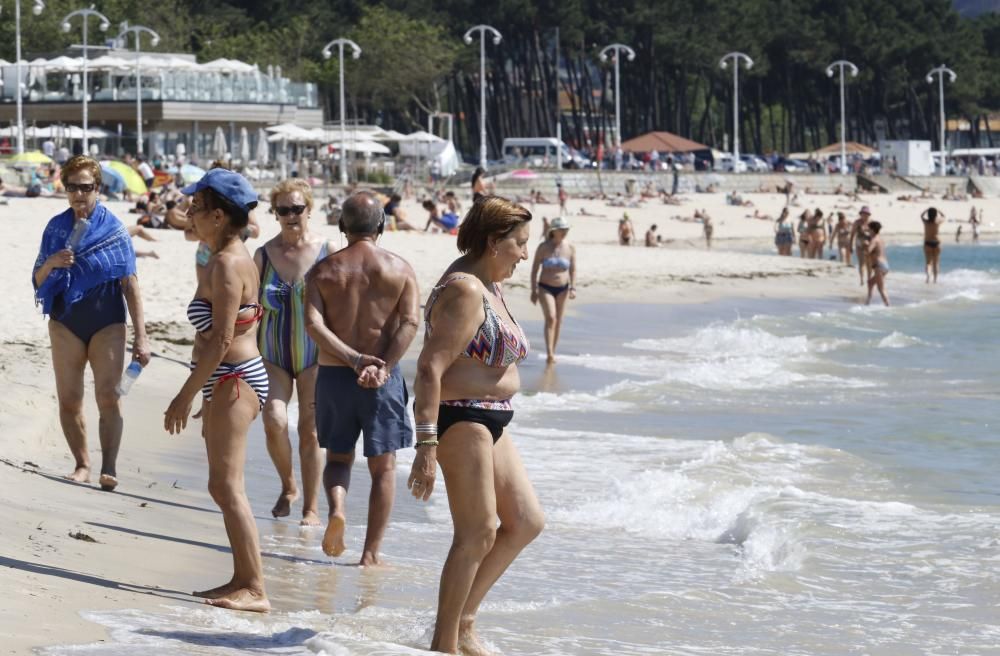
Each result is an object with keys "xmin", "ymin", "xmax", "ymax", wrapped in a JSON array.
[
  {"xmin": 238, "ymin": 127, "xmax": 250, "ymax": 164},
  {"xmin": 99, "ymin": 162, "xmax": 126, "ymax": 195},
  {"xmin": 180, "ymin": 163, "xmax": 206, "ymax": 184},
  {"xmin": 256, "ymin": 127, "xmax": 269, "ymax": 166},
  {"xmin": 107, "ymin": 160, "xmax": 148, "ymax": 195},
  {"xmin": 213, "ymin": 126, "xmax": 228, "ymax": 161}
]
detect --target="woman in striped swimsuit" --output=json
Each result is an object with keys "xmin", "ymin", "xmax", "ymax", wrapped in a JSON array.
[
  {"xmin": 164, "ymin": 168, "xmax": 270, "ymax": 613},
  {"xmin": 255, "ymin": 179, "xmax": 335, "ymax": 525}
]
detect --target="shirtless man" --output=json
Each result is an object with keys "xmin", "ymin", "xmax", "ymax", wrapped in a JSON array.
[
  {"xmin": 645, "ymin": 224, "xmax": 660, "ymax": 247},
  {"xmin": 920, "ymin": 207, "xmax": 945, "ymax": 283},
  {"xmin": 849, "ymin": 206, "xmax": 873, "ymax": 286},
  {"xmin": 865, "ymin": 221, "xmax": 889, "ymax": 306},
  {"xmin": 305, "ymin": 192, "xmax": 420, "ymax": 565}
]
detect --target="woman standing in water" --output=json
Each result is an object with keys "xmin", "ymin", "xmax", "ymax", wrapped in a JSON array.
[
  {"xmin": 835, "ymin": 212, "xmax": 852, "ymax": 265},
  {"xmin": 165, "ymin": 168, "xmax": 270, "ymax": 612},
  {"xmin": 530, "ymin": 215, "xmax": 576, "ymax": 364},
  {"xmin": 774, "ymin": 208, "xmax": 794, "ymax": 256},
  {"xmin": 410, "ymin": 196, "xmax": 544, "ymax": 654},
  {"xmin": 255, "ymin": 178, "xmax": 335, "ymax": 524}
]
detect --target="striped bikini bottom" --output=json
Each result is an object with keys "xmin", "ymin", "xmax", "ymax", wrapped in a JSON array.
[{"xmin": 189, "ymin": 356, "xmax": 269, "ymax": 409}]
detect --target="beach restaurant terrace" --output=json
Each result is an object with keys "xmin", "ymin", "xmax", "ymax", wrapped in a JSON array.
[{"xmin": 0, "ymin": 51, "xmax": 322, "ymax": 159}]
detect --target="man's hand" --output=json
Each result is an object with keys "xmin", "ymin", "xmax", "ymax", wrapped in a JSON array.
[{"xmin": 357, "ymin": 364, "xmax": 390, "ymax": 389}]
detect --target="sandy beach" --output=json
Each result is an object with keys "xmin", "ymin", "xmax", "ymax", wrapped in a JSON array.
[{"xmin": 1, "ymin": 186, "xmax": 997, "ymax": 654}]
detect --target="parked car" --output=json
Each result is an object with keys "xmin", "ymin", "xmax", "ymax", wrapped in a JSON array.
[
  {"xmin": 740, "ymin": 154, "xmax": 771, "ymax": 172},
  {"xmin": 773, "ymin": 157, "xmax": 809, "ymax": 173},
  {"xmin": 715, "ymin": 154, "xmax": 748, "ymax": 173}
]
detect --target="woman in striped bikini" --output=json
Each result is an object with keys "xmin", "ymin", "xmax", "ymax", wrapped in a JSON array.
[
  {"xmin": 255, "ymin": 178, "xmax": 335, "ymax": 525},
  {"xmin": 164, "ymin": 168, "xmax": 270, "ymax": 613},
  {"xmin": 409, "ymin": 196, "xmax": 545, "ymax": 655}
]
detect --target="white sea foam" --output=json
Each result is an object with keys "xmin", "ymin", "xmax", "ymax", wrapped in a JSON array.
[{"xmin": 877, "ymin": 331, "xmax": 927, "ymax": 348}]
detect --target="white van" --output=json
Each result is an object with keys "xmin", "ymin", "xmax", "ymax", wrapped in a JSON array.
[{"xmin": 501, "ymin": 138, "xmax": 588, "ymax": 169}]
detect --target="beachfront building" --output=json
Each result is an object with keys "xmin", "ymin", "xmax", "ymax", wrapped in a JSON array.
[{"xmin": 0, "ymin": 50, "xmax": 321, "ymax": 161}]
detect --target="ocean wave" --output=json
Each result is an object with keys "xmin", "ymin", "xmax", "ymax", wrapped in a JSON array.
[{"xmin": 877, "ymin": 331, "xmax": 928, "ymax": 348}]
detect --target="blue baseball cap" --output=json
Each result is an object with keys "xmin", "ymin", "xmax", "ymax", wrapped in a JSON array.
[{"xmin": 181, "ymin": 168, "xmax": 259, "ymax": 212}]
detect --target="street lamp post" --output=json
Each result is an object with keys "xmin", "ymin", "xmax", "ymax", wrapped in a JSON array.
[
  {"xmin": 926, "ymin": 65, "xmax": 957, "ymax": 176},
  {"xmin": 826, "ymin": 60, "xmax": 859, "ymax": 174},
  {"xmin": 322, "ymin": 38, "xmax": 361, "ymax": 186},
  {"xmin": 14, "ymin": 0, "xmax": 45, "ymax": 154},
  {"xmin": 719, "ymin": 51, "xmax": 754, "ymax": 172},
  {"xmin": 116, "ymin": 25, "xmax": 160, "ymax": 155},
  {"xmin": 464, "ymin": 25, "xmax": 502, "ymax": 171},
  {"xmin": 62, "ymin": 7, "xmax": 111, "ymax": 155},
  {"xmin": 599, "ymin": 43, "xmax": 635, "ymax": 152}
]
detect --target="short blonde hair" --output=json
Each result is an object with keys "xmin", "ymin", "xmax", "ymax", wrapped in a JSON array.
[
  {"xmin": 60, "ymin": 155, "xmax": 102, "ymax": 188},
  {"xmin": 269, "ymin": 178, "xmax": 314, "ymax": 211}
]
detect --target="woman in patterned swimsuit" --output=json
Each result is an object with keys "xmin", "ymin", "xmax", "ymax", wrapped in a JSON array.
[
  {"xmin": 255, "ymin": 178, "xmax": 335, "ymax": 525},
  {"xmin": 409, "ymin": 196, "xmax": 545, "ymax": 655}
]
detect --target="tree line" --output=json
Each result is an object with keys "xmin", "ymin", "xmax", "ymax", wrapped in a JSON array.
[{"xmin": 4, "ymin": 0, "xmax": 999, "ymax": 158}]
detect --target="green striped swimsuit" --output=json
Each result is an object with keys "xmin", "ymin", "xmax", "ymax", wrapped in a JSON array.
[{"xmin": 258, "ymin": 242, "xmax": 328, "ymax": 376}]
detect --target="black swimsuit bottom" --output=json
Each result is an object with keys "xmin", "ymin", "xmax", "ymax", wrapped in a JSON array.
[
  {"xmin": 438, "ymin": 404, "xmax": 513, "ymax": 443},
  {"xmin": 53, "ymin": 280, "xmax": 126, "ymax": 346}
]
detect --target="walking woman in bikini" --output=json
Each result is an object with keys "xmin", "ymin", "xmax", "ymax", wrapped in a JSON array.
[
  {"xmin": 530, "ymin": 215, "xmax": 577, "ymax": 363},
  {"xmin": 410, "ymin": 196, "xmax": 544, "ymax": 654},
  {"xmin": 165, "ymin": 168, "xmax": 270, "ymax": 613}
]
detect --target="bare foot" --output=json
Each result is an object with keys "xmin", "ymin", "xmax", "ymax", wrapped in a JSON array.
[
  {"xmin": 359, "ymin": 550, "xmax": 384, "ymax": 567},
  {"xmin": 271, "ymin": 489, "xmax": 299, "ymax": 518},
  {"xmin": 65, "ymin": 466, "xmax": 90, "ymax": 483},
  {"xmin": 300, "ymin": 510, "xmax": 322, "ymax": 527},
  {"xmin": 98, "ymin": 473, "xmax": 118, "ymax": 492},
  {"xmin": 193, "ymin": 580, "xmax": 237, "ymax": 599},
  {"xmin": 546, "ymin": 355, "xmax": 557, "ymax": 364},
  {"xmin": 459, "ymin": 616, "xmax": 496, "ymax": 656},
  {"xmin": 322, "ymin": 513, "xmax": 346, "ymax": 557},
  {"xmin": 204, "ymin": 587, "xmax": 270, "ymax": 613}
]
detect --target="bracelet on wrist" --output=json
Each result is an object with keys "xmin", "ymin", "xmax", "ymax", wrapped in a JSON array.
[{"xmin": 415, "ymin": 439, "xmax": 439, "ymax": 448}]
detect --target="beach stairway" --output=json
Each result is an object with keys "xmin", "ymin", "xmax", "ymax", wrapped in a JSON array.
[
  {"xmin": 857, "ymin": 173, "xmax": 918, "ymax": 193},
  {"xmin": 969, "ymin": 175, "xmax": 1000, "ymax": 198}
]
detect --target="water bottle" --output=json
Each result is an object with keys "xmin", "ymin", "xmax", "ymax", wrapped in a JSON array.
[
  {"xmin": 117, "ymin": 361, "xmax": 143, "ymax": 396},
  {"xmin": 66, "ymin": 218, "xmax": 90, "ymax": 251}
]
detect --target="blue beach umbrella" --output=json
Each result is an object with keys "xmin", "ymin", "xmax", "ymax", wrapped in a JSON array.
[
  {"xmin": 180, "ymin": 163, "xmax": 206, "ymax": 185},
  {"xmin": 99, "ymin": 162, "xmax": 126, "ymax": 195}
]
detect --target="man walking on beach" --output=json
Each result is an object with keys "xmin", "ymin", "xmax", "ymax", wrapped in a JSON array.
[{"xmin": 305, "ymin": 192, "xmax": 420, "ymax": 566}]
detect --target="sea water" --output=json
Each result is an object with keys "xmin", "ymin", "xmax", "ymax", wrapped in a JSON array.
[{"xmin": 46, "ymin": 245, "xmax": 1000, "ymax": 655}]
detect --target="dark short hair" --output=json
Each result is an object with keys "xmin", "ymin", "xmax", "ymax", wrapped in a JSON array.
[
  {"xmin": 61, "ymin": 155, "xmax": 102, "ymax": 188},
  {"xmin": 869, "ymin": 221, "xmax": 882, "ymax": 234},
  {"xmin": 165, "ymin": 200, "xmax": 177, "ymax": 210},
  {"xmin": 422, "ymin": 200, "xmax": 436, "ymax": 211},
  {"xmin": 927, "ymin": 207, "xmax": 938, "ymax": 220},
  {"xmin": 651, "ymin": 224, "xmax": 658, "ymax": 230},
  {"xmin": 197, "ymin": 187, "xmax": 248, "ymax": 229},
  {"xmin": 341, "ymin": 191, "xmax": 384, "ymax": 234},
  {"xmin": 456, "ymin": 196, "xmax": 531, "ymax": 259},
  {"xmin": 390, "ymin": 193, "xmax": 402, "ymax": 203}
]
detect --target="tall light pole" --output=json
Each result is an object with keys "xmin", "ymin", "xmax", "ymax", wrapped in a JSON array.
[
  {"xmin": 826, "ymin": 60, "xmax": 859, "ymax": 174},
  {"xmin": 719, "ymin": 51, "xmax": 753, "ymax": 171},
  {"xmin": 599, "ymin": 43, "xmax": 635, "ymax": 150},
  {"xmin": 926, "ymin": 65, "xmax": 957, "ymax": 176},
  {"xmin": 322, "ymin": 37, "xmax": 361, "ymax": 186},
  {"xmin": 116, "ymin": 25, "xmax": 159, "ymax": 155},
  {"xmin": 13, "ymin": 0, "xmax": 45, "ymax": 154},
  {"xmin": 62, "ymin": 7, "xmax": 111, "ymax": 155},
  {"xmin": 464, "ymin": 25, "xmax": 502, "ymax": 171}
]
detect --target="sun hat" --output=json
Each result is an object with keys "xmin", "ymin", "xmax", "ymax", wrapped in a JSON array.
[
  {"xmin": 549, "ymin": 216, "xmax": 571, "ymax": 231},
  {"xmin": 859, "ymin": 205, "xmax": 871, "ymax": 215},
  {"xmin": 181, "ymin": 168, "xmax": 258, "ymax": 212}
]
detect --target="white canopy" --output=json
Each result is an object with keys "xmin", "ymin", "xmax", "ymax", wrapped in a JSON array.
[
  {"xmin": 0, "ymin": 125, "xmax": 110, "ymax": 139},
  {"xmin": 399, "ymin": 130, "xmax": 445, "ymax": 143},
  {"xmin": 266, "ymin": 124, "xmax": 320, "ymax": 142},
  {"xmin": 201, "ymin": 58, "xmax": 258, "ymax": 73},
  {"xmin": 327, "ymin": 140, "xmax": 391, "ymax": 155}
]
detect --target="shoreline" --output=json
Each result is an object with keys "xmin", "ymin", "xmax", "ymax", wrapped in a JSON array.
[{"xmin": 1, "ymin": 189, "xmax": 995, "ymax": 652}]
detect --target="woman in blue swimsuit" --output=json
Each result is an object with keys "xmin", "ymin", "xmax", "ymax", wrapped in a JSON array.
[
  {"xmin": 32, "ymin": 156, "xmax": 151, "ymax": 491},
  {"xmin": 164, "ymin": 168, "xmax": 270, "ymax": 614},
  {"xmin": 529, "ymin": 215, "xmax": 576, "ymax": 363}
]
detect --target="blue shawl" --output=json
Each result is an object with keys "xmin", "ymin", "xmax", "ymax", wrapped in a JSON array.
[{"xmin": 33, "ymin": 203, "xmax": 136, "ymax": 319}]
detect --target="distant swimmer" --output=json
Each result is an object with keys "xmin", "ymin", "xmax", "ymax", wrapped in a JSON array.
[
  {"xmin": 865, "ymin": 221, "xmax": 890, "ymax": 306},
  {"xmin": 920, "ymin": 207, "xmax": 945, "ymax": 283},
  {"xmin": 305, "ymin": 191, "xmax": 420, "ymax": 566},
  {"xmin": 850, "ymin": 206, "xmax": 873, "ymax": 286}
]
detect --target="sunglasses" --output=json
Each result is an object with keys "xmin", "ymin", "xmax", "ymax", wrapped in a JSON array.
[
  {"xmin": 275, "ymin": 205, "xmax": 307, "ymax": 217},
  {"xmin": 66, "ymin": 183, "xmax": 97, "ymax": 194}
]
